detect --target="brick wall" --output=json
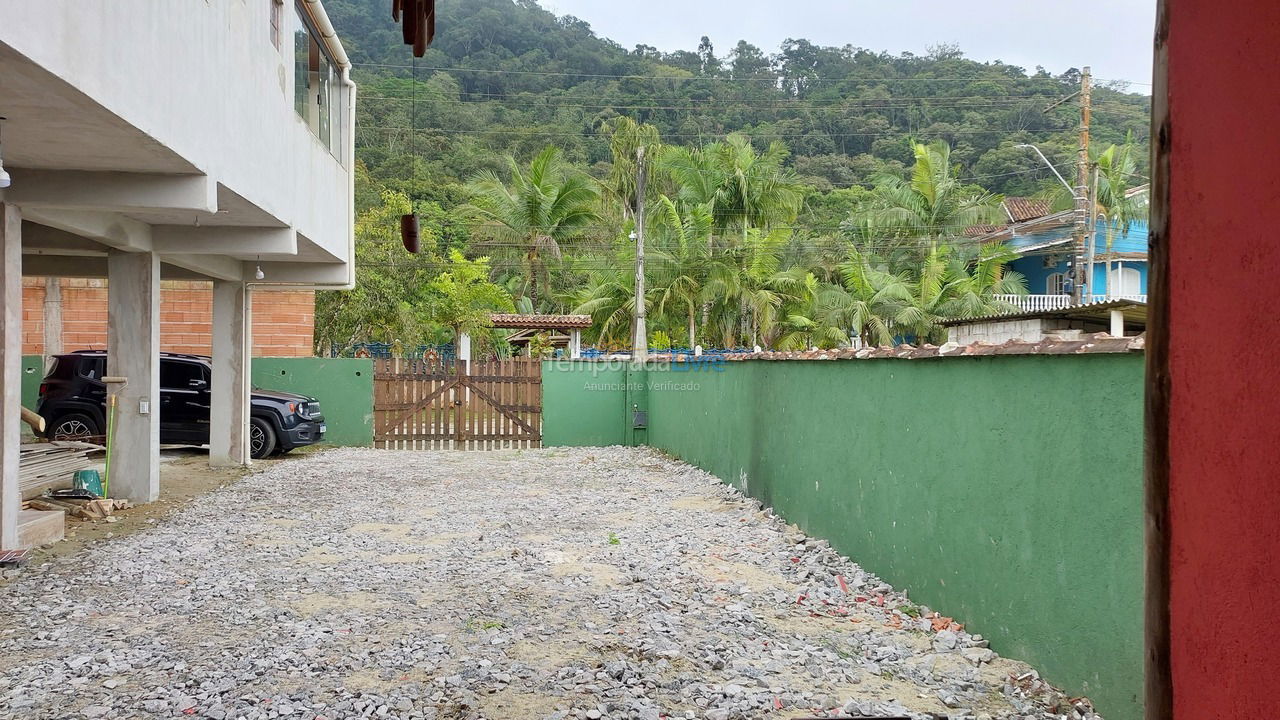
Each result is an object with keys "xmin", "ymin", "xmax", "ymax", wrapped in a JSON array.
[{"xmin": 22, "ymin": 278, "xmax": 315, "ymax": 357}]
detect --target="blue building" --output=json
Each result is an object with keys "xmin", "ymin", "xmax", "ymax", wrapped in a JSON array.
[{"xmin": 969, "ymin": 191, "xmax": 1149, "ymax": 310}]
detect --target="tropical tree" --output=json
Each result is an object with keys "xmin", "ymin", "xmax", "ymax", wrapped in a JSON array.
[
  {"xmin": 314, "ymin": 189, "xmax": 439, "ymax": 355},
  {"xmin": 465, "ymin": 147, "xmax": 600, "ymax": 309},
  {"xmin": 846, "ymin": 140, "xmax": 1004, "ymax": 265},
  {"xmin": 423, "ymin": 250, "xmax": 514, "ymax": 341},
  {"xmin": 659, "ymin": 133, "xmax": 805, "ymax": 243},
  {"xmin": 599, "ymin": 116, "xmax": 662, "ymax": 221},
  {"xmin": 647, "ymin": 197, "xmax": 715, "ymax": 348},
  {"xmin": 819, "ymin": 250, "xmax": 912, "ymax": 347},
  {"xmin": 1093, "ymin": 141, "xmax": 1149, "ymax": 295}
]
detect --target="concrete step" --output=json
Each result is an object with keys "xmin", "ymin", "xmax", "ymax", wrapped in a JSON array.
[{"xmin": 17, "ymin": 509, "xmax": 64, "ymax": 548}]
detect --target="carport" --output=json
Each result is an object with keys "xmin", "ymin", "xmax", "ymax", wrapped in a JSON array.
[{"xmin": 0, "ymin": 1, "xmax": 356, "ymax": 549}]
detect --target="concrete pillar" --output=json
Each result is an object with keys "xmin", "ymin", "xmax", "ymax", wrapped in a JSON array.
[
  {"xmin": 1110, "ymin": 309, "xmax": 1125, "ymax": 338},
  {"xmin": 569, "ymin": 329, "xmax": 582, "ymax": 359},
  {"xmin": 106, "ymin": 250, "xmax": 160, "ymax": 503},
  {"xmin": 457, "ymin": 332, "xmax": 471, "ymax": 373},
  {"xmin": 42, "ymin": 277, "xmax": 62, "ymax": 360},
  {"xmin": 0, "ymin": 205, "xmax": 21, "ymax": 549},
  {"xmin": 210, "ymin": 281, "xmax": 251, "ymax": 467}
]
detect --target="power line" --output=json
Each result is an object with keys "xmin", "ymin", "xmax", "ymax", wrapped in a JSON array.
[
  {"xmin": 351, "ymin": 61, "xmax": 1154, "ymax": 90},
  {"xmin": 356, "ymin": 93, "xmax": 1146, "ymax": 113},
  {"xmin": 353, "ymin": 126, "xmax": 1088, "ymax": 140}
]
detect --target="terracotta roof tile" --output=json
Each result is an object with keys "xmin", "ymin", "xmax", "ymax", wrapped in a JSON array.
[
  {"xmin": 964, "ymin": 223, "xmax": 1006, "ymax": 238},
  {"xmin": 715, "ymin": 332, "xmax": 1144, "ymax": 361},
  {"xmin": 489, "ymin": 314, "xmax": 592, "ymax": 330},
  {"xmin": 1004, "ymin": 197, "xmax": 1053, "ymax": 222}
]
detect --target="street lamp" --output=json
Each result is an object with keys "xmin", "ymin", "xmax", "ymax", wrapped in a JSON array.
[{"xmin": 1015, "ymin": 144, "xmax": 1079, "ymax": 199}]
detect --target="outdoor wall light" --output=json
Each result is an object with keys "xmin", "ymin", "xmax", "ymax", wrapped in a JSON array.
[{"xmin": 0, "ymin": 117, "xmax": 11, "ymax": 190}]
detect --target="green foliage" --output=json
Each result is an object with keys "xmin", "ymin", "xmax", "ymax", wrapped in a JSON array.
[
  {"xmin": 316, "ymin": 0, "xmax": 1148, "ymax": 353},
  {"xmin": 466, "ymin": 147, "xmax": 601, "ymax": 309},
  {"xmin": 424, "ymin": 250, "xmax": 514, "ymax": 337},
  {"xmin": 525, "ymin": 331, "xmax": 556, "ymax": 359}
]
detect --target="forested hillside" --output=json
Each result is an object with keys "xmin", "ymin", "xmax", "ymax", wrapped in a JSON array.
[{"xmin": 317, "ymin": 0, "xmax": 1152, "ymax": 353}]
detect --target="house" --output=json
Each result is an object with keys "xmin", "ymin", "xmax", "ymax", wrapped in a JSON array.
[
  {"xmin": 968, "ymin": 190, "xmax": 1150, "ymax": 312},
  {"xmin": 0, "ymin": 0, "xmax": 356, "ymax": 549}
]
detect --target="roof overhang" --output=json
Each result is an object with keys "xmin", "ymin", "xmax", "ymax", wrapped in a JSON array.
[{"xmin": 939, "ymin": 299, "xmax": 1148, "ymax": 327}]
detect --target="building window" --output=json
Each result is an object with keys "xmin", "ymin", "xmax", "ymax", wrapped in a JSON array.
[
  {"xmin": 1046, "ymin": 273, "xmax": 1068, "ymax": 295},
  {"xmin": 270, "ymin": 0, "xmax": 284, "ymax": 50},
  {"xmin": 293, "ymin": 2, "xmax": 341, "ymax": 157}
]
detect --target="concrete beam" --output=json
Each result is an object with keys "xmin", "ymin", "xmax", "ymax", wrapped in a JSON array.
[
  {"xmin": 4, "ymin": 170, "xmax": 217, "ymax": 215},
  {"xmin": 0, "ymin": 204, "xmax": 20, "ymax": 549},
  {"xmin": 210, "ymin": 282, "xmax": 251, "ymax": 467},
  {"xmin": 22, "ymin": 254, "xmax": 107, "ymax": 278},
  {"xmin": 20, "ymin": 222, "xmax": 109, "ymax": 256},
  {"xmin": 20, "ymin": 208, "xmax": 152, "ymax": 252},
  {"xmin": 152, "ymin": 226, "xmax": 297, "ymax": 256},
  {"xmin": 106, "ymin": 250, "xmax": 160, "ymax": 503},
  {"xmin": 244, "ymin": 260, "xmax": 351, "ymax": 288},
  {"xmin": 159, "ymin": 254, "xmax": 243, "ymax": 282}
]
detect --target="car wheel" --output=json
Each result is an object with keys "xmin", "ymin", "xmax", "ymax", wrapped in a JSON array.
[
  {"xmin": 249, "ymin": 417, "xmax": 277, "ymax": 460},
  {"xmin": 49, "ymin": 412, "xmax": 101, "ymax": 442}
]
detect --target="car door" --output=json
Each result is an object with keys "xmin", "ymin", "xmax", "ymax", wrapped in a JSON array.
[{"xmin": 159, "ymin": 359, "xmax": 209, "ymax": 444}]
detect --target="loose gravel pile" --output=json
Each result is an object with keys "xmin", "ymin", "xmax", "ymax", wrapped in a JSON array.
[{"xmin": 0, "ymin": 447, "xmax": 1101, "ymax": 720}]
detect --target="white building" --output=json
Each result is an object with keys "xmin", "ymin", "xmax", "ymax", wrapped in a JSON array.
[{"xmin": 0, "ymin": 1, "xmax": 356, "ymax": 548}]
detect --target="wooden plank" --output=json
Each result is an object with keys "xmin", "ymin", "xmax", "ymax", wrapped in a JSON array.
[
  {"xmin": 468, "ymin": 379, "xmax": 535, "ymax": 435},
  {"xmin": 384, "ymin": 378, "xmax": 459, "ymax": 436},
  {"xmin": 1144, "ymin": 4, "xmax": 1172, "ymax": 719}
]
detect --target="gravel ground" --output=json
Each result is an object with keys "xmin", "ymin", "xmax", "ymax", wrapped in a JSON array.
[{"xmin": 0, "ymin": 447, "xmax": 1100, "ymax": 720}]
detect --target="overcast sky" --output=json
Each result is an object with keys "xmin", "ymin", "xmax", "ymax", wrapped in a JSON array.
[{"xmin": 538, "ymin": 0, "xmax": 1156, "ymax": 86}]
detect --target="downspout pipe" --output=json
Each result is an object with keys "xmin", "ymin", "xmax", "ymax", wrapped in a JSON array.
[{"xmin": 253, "ymin": 0, "xmax": 356, "ymax": 292}]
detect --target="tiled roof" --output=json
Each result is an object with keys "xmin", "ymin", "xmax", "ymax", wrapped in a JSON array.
[
  {"xmin": 937, "ymin": 299, "xmax": 1147, "ymax": 326},
  {"xmin": 489, "ymin": 314, "xmax": 593, "ymax": 330},
  {"xmin": 649, "ymin": 333, "xmax": 1143, "ymax": 362},
  {"xmin": 964, "ymin": 223, "xmax": 1006, "ymax": 237},
  {"xmin": 1004, "ymin": 197, "xmax": 1052, "ymax": 222}
]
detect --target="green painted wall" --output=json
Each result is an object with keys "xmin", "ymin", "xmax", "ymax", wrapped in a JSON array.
[
  {"xmin": 543, "ymin": 355, "xmax": 1145, "ymax": 720},
  {"xmin": 252, "ymin": 358, "xmax": 373, "ymax": 447},
  {"xmin": 542, "ymin": 361, "xmax": 629, "ymax": 447},
  {"xmin": 21, "ymin": 355, "xmax": 44, "ymax": 410}
]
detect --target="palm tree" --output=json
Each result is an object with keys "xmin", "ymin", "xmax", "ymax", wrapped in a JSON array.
[
  {"xmin": 1093, "ymin": 142, "xmax": 1149, "ymax": 298},
  {"xmin": 846, "ymin": 140, "xmax": 1004, "ymax": 266},
  {"xmin": 599, "ymin": 116, "xmax": 661, "ymax": 222},
  {"xmin": 570, "ymin": 254, "xmax": 638, "ymax": 349},
  {"xmin": 659, "ymin": 133, "xmax": 804, "ymax": 244},
  {"xmin": 819, "ymin": 250, "xmax": 913, "ymax": 347},
  {"xmin": 466, "ymin": 146, "xmax": 600, "ymax": 309},
  {"xmin": 939, "ymin": 243, "xmax": 1028, "ymax": 320},
  {"xmin": 648, "ymin": 196, "xmax": 714, "ymax": 348}
]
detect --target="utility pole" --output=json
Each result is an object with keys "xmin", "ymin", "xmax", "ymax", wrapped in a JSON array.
[
  {"xmin": 632, "ymin": 146, "xmax": 648, "ymax": 362},
  {"xmin": 1074, "ymin": 66, "xmax": 1092, "ymax": 303},
  {"xmin": 1087, "ymin": 163, "xmax": 1100, "ymax": 303}
]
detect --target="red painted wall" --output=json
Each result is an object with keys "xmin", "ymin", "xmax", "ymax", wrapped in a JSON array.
[{"xmin": 1167, "ymin": 0, "xmax": 1280, "ymax": 715}]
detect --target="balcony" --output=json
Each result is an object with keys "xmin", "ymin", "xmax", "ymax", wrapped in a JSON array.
[{"xmin": 994, "ymin": 294, "xmax": 1149, "ymax": 312}]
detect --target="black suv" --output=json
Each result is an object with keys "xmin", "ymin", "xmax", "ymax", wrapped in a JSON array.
[{"xmin": 36, "ymin": 351, "xmax": 326, "ymax": 459}]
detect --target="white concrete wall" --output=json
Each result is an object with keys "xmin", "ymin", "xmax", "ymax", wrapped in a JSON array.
[
  {"xmin": 948, "ymin": 318, "xmax": 1074, "ymax": 345},
  {"xmin": 0, "ymin": 0, "xmax": 352, "ymax": 265}
]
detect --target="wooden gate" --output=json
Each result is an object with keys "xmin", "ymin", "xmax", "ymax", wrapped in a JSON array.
[{"xmin": 373, "ymin": 357, "xmax": 542, "ymax": 449}]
